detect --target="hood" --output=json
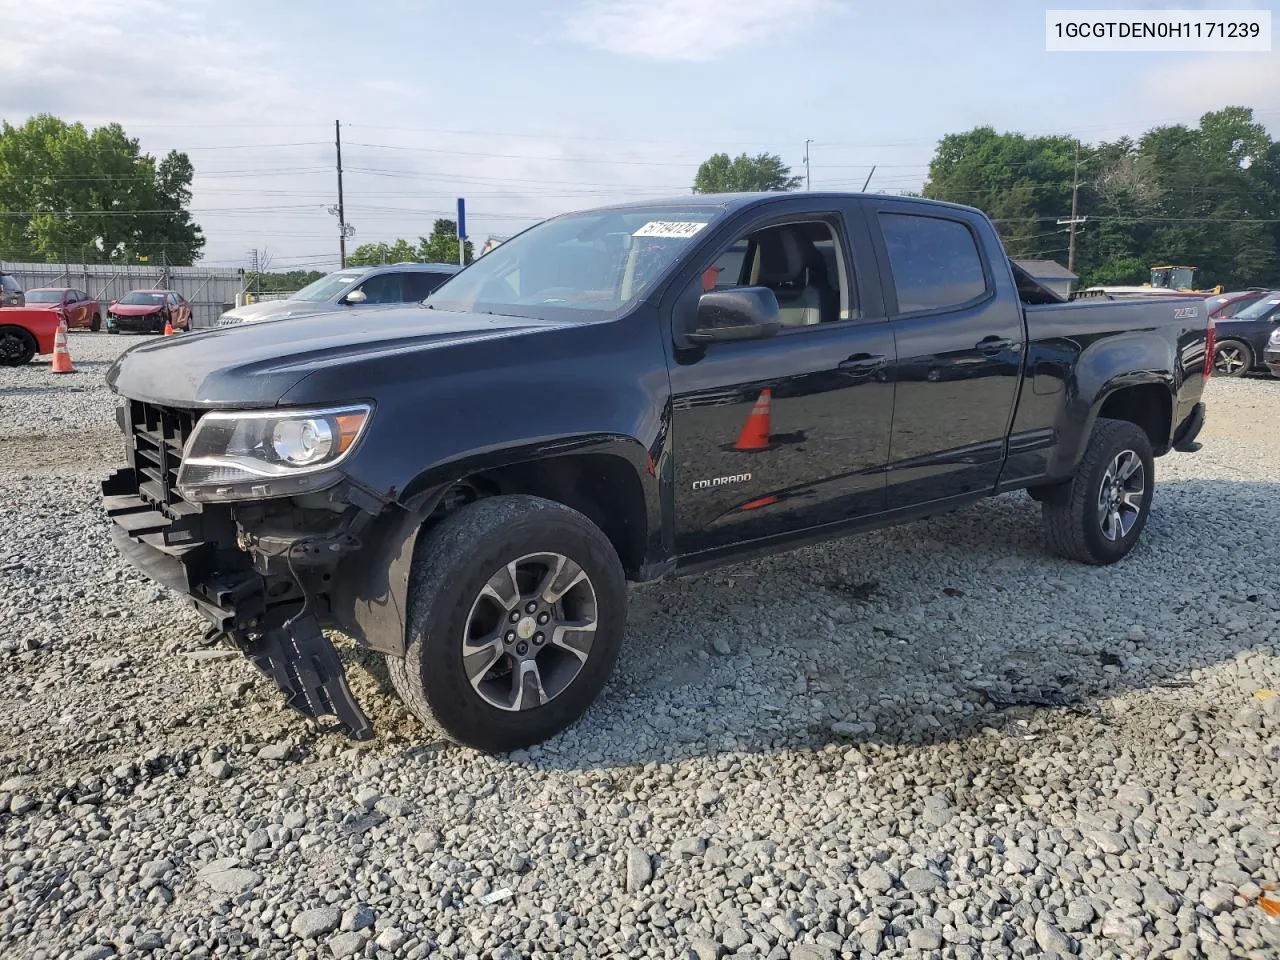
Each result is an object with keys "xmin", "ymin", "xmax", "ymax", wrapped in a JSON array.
[
  {"xmin": 219, "ymin": 299, "xmax": 329, "ymax": 324},
  {"xmin": 111, "ymin": 303, "xmax": 165, "ymax": 316},
  {"xmin": 107, "ymin": 304, "xmax": 562, "ymax": 408}
]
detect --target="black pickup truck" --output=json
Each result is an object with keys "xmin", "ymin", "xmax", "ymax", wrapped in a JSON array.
[{"xmin": 101, "ymin": 193, "xmax": 1211, "ymax": 751}]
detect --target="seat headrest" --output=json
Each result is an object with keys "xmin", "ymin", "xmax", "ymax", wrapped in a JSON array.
[{"xmin": 755, "ymin": 229, "xmax": 805, "ymax": 285}]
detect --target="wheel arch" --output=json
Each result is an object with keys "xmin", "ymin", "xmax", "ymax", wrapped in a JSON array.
[{"xmin": 330, "ymin": 436, "xmax": 660, "ymax": 658}]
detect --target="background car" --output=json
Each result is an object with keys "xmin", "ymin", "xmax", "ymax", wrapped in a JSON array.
[
  {"xmin": 1205, "ymin": 289, "xmax": 1269, "ymax": 321},
  {"xmin": 0, "ymin": 307, "xmax": 59, "ymax": 365},
  {"xmin": 1211, "ymin": 290, "xmax": 1280, "ymax": 376},
  {"xmin": 217, "ymin": 262, "xmax": 461, "ymax": 326},
  {"xmin": 23, "ymin": 287, "xmax": 103, "ymax": 331},
  {"xmin": 106, "ymin": 289, "xmax": 192, "ymax": 334},
  {"xmin": 0, "ymin": 271, "xmax": 24, "ymax": 307}
]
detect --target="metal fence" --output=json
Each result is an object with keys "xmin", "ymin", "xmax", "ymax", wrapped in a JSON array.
[{"xmin": 0, "ymin": 261, "xmax": 247, "ymax": 329}]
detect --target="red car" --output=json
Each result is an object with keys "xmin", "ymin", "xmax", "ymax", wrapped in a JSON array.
[
  {"xmin": 106, "ymin": 289, "xmax": 192, "ymax": 334},
  {"xmin": 23, "ymin": 287, "xmax": 104, "ymax": 331},
  {"xmin": 1205, "ymin": 289, "xmax": 1269, "ymax": 320},
  {"xmin": 0, "ymin": 307, "xmax": 60, "ymax": 366}
]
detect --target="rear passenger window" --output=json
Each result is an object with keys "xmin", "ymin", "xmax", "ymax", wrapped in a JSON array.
[
  {"xmin": 880, "ymin": 213, "xmax": 987, "ymax": 314},
  {"xmin": 402, "ymin": 272, "xmax": 448, "ymax": 302}
]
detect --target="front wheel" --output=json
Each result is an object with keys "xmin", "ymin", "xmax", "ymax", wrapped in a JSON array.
[
  {"xmin": 1213, "ymin": 340, "xmax": 1252, "ymax": 377},
  {"xmin": 89, "ymin": 313, "xmax": 101, "ymax": 332},
  {"xmin": 387, "ymin": 495, "xmax": 627, "ymax": 752},
  {"xmin": 1042, "ymin": 418, "xmax": 1155, "ymax": 565}
]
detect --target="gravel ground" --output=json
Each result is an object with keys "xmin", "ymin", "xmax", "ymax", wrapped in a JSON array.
[{"xmin": 1, "ymin": 333, "xmax": 1278, "ymax": 960}]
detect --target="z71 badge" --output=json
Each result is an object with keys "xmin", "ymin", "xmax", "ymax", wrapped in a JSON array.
[
  {"xmin": 1173, "ymin": 306, "xmax": 1198, "ymax": 320},
  {"xmin": 692, "ymin": 473, "xmax": 751, "ymax": 491}
]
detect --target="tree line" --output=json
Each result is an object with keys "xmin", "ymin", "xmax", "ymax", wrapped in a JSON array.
[
  {"xmin": 692, "ymin": 106, "xmax": 1279, "ymax": 290},
  {"xmin": 0, "ymin": 115, "xmax": 203, "ymax": 265}
]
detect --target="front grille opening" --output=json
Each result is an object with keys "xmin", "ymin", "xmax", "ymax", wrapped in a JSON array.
[{"xmin": 127, "ymin": 401, "xmax": 199, "ymax": 514}]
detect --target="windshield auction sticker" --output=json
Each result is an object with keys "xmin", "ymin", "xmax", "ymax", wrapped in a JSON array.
[
  {"xmin": 1046, "ymin": 9, "xmax": 1270, "ymax": 51},
  {"xmin": 633, "ymin": 221, "xmax": 709, "ymax": 239}
]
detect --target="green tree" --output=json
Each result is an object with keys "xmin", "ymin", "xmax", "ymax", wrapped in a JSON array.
[
  {"xmin": 246, "ymin": 269, "xmax": 325, "ymax": 293},
  {"xmin": 692, "ymin": 152, "xmax": 802, "ymax": 193},
  {"xmin": 418, "ymin": 219, "xmax": 473, "ymax": 265},
  {"xmin": 0, "ymin": 114, "xmax": 204, "ymax": 264},
  {"xmin": 347, "ymin": 238, "xmax": 420, "ymax": 266},
  {"xmin": 921, "ymin": 109, "xmax": 1280, "ymax": 290}
]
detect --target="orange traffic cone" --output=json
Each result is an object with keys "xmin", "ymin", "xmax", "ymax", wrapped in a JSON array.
[
  {"xmin": 734, "ymin": 388, "xmax": 772, "ymax": 451},
  {"xmin": 163, "ymin": 318, "xmax": 174, "ymax": 336},
  {"xmin": 50, "ymin": 319, "xmax": 76, "ymax": 374}
]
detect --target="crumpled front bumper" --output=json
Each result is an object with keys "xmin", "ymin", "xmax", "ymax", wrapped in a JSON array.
[{"xmin": 102, "ymin": 456, "xmax": 373, "ymax": 740}]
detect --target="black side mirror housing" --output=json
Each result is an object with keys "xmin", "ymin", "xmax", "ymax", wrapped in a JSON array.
[{"xmin": 686, "ymin": 286, "xmax": 781, "ymax": 344}]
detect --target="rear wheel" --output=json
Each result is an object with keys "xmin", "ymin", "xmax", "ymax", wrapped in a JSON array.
[
  {"xmin": 1042, "ymin": 418, "xmax": 1154, "ymax": 565},
  {"xmin": 1212, "ymin": 340, "xmax": 1252, "ymax": 377},
  {"xmin": 0, "ymin": 327, "xmax": 37, "ymax": 366},
  {"xmin": 387, "ymin": 495, "xmax": 627, "ymax": 752}
]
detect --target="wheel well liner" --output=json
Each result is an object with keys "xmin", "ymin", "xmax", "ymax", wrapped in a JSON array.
[{"xmin": 1096, "ymin": 384, "xmax": 1172, "ymax": 453}]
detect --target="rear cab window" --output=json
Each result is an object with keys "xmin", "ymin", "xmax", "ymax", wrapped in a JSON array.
[{"xmin": 879, "ymin": 212, "xmax": 989, "ymax": 314}]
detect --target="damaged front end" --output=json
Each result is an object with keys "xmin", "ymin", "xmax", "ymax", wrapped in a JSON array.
[{"xmin": 101, "ymin": 398, "xmax": 407, "ymax": 741}]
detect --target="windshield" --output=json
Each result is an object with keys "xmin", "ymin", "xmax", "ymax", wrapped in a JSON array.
[
  {"xmin": 26, "ymin": 290, "xmax": 63, "ymax": 303},
  {"xmin": 425, "ymin": 205, "xmax": 726, "ymax": 321},
  {"xmin": 120, "ymin": 291, "xmax": 166, "ymax": 305},
  {"xmin": 291, "ymin": 271, "xmax": 364, "ymax": 302},
  {"xmin": 1232, "ymin": 292, "xmax": 1280, "ymax": 321}
]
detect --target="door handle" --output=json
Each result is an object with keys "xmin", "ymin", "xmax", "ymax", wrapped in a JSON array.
[
  {"xmin": 977, "ymin": 337, "xmax": 1013, "ymax": 355},
  {"xmin": 838, "ymin": 353, "xmax": 886, "ymax": 371}
]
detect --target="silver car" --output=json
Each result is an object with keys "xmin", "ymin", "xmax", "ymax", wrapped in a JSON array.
[{"xmin": 218, "ymin": 262, "xmax": 461, "ymax": 326}]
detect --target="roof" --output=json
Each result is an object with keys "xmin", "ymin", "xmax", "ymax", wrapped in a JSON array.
[
  {"xmin": 1012, "ymin": 260, "xmax": 1078, "ymax": 281},
  {"xmin": 352, "ymin": 262, "xmax": 461, "ymax": 273},
  {"xmin": 586, "ymin": 191, "xmax": 981, "ymax": 217}
]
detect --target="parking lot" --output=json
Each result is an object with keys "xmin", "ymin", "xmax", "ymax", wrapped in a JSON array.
[{"xmin": 1, "ymin": 333, "xmax": 1278, "ymax": 960}]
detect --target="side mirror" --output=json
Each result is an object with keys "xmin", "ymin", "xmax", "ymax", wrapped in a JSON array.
[
  {"xmin": 686, "ymin": 287, "xmax": 781, "ymax": 344},
  {"xmin": 344, "ymin": 289, "xmax": 368, "ymax": 305}
]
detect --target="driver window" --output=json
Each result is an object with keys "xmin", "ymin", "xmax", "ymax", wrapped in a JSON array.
[
  {"xmin": 355, "ymin": 273, "xmax": 402, "ymax": 304},
  {"xmin": 699, "ymin": 221, "xmax": 853, "ymax": 326}
]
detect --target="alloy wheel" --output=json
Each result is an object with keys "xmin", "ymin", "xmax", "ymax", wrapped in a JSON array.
[
  {"xmin": 1097, "ymin": 449, "xmax": 1145, "ymax": 542},
  {"xmin": 461, "ymin": 552, "xmax": 598, "ymax": 711}
]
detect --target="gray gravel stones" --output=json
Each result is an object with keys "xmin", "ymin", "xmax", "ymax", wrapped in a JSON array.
[
  {"xmin": 195, "ymin": 859, "xmax": 262, "ymax": 894},
  {"xmin": 2, "ymin": 341, "xmax": 1279, "ymax": 960},
  {"xmin": 625, "ymin": 847, "xmax": 653, "ymax": 892},
  {"xmin": 292, "ymin": 905, "xmax": 342, "ymax": 939}
]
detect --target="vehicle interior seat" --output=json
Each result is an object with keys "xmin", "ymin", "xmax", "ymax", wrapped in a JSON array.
[
  {"xmin": 751, "ymin": 228, "xmax": 822, "ymax": 326},
  {"xmin": 804, "ymin": 245, "xmax": 840, "ymax": 323}
]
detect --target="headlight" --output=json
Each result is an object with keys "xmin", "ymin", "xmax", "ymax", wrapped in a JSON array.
[
  {"xmin": 1269, "ymin": 327, "xmax": 1280, "ymax": 346},
  {"xmin": 176, "ymin": 404, "xmax": 372, "ymax": 503}
]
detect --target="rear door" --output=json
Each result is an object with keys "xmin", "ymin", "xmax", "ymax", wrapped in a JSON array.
[
  {"xmin": 402, "ymin": 271, "xmax": 451, "ymax": 303},
  {"xmin": 666, "ymin": 199, "xmax": 896, "ymax": 556},
  {"xmin": 864, "ymin": 200, "xmax": 1025, "ymax": 509}
]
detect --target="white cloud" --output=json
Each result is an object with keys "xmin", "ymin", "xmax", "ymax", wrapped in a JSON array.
[
  {"xmin": 1131, "ymin": 54, "xmax": 1280, "ymax": 129},
  {"xmin": 565, "ymin": 0, "xmax": 840, "ymax": 61}
]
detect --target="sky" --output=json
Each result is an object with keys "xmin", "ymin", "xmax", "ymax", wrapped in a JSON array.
[{"xmin": 1, "ymin": 0, "xmax": 1278, "ymax": 272}]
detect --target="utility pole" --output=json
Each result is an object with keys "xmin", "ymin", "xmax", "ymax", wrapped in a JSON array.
[
  {"xmin": 1057, "ymin": 140, "xmax": 1087, "ymax": 275},
  {"xmin": 804, "ymin": 139, "xmax": 814, "ymax": 191},
  {"xmin": 1067, "ymin": 140, "xmax": 1081, "ymax": 273},
  {"xmin": 335, "ymin": 120, "xmax": 348, "ymax": 268}
]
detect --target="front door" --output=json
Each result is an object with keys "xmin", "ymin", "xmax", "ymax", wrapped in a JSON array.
[
  {"xmin": 864, "ymin": 201, "xmax": 1025, "ymax": 509},
  {"xmin": 666, "ymin": 204, "xmax": 896, "ymax": 557}
]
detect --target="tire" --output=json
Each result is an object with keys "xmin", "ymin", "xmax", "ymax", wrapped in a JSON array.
[
  {"xmin": 89, "ymin": 313, "xmax": 101, "ymax": 332},
  {"xmin": 1212, "ymin": 340, "xmax": 1252, "ymax": 377},
  {"xmin": 107, "ymin": 327, "xmax": 119, "ymax": 335},
  {"xmin": 387, "ymin": 494, "xmax": 627, "ymax": 752},
  {"xmin": 1042, "ymin": 417, "xmax": 1155, "ymax": 565},
  {"xmin": 0, "ymin": 327, "xmax": 37, "ymax": 366}
]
